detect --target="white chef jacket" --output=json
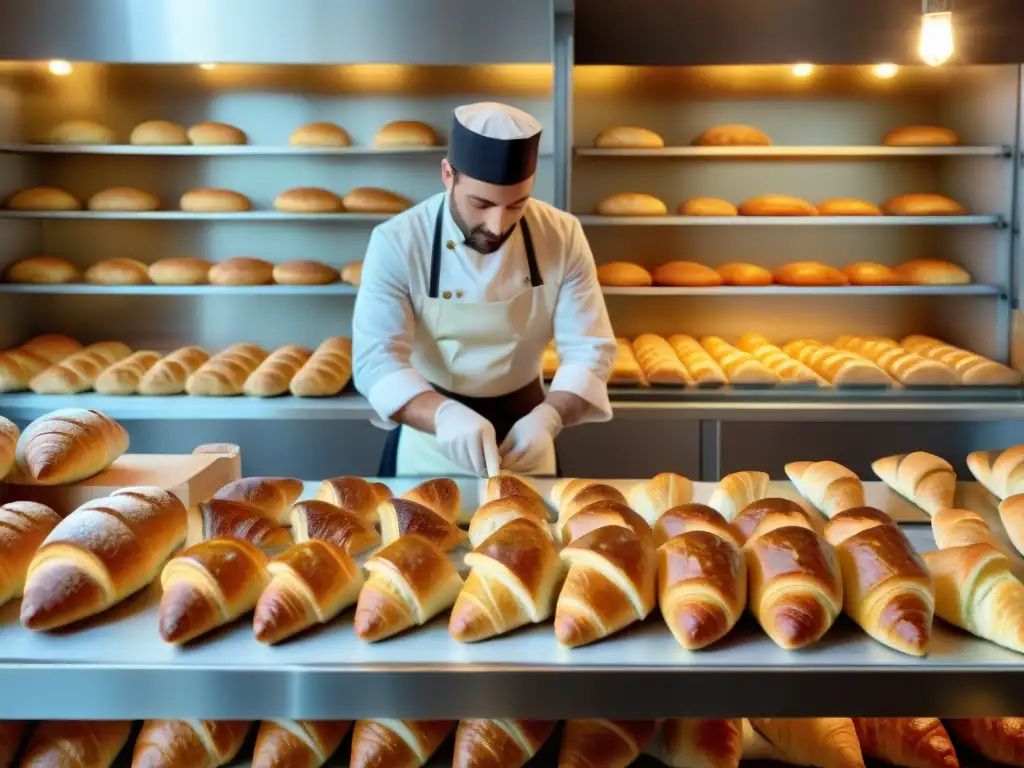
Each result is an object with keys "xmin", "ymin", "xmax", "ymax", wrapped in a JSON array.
[{"xmin": 353, "ymin": 191, "xmax": 616, "ymax": 426}]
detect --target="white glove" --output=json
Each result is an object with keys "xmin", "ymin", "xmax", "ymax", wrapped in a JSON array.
[
  {"xmin": 499, "ymin": 403, "xmax": 562, "ymax": 472},
  {"xmin": 434, "ymin": 399, "xmax": 500, "ymax": 477}
]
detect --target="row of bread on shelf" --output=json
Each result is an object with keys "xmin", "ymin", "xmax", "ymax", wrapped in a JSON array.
[
  {"xmin": 3, "ymin": 185, "xmax": 411, "ymax": 214},
  {"xmin": 544, "ymin": 334, "xmax": 1022, "ymax": 388},
  {"xmin": 593, "ymin": 193, "xmax": 968, "ymax": 217},
  {"xmin": 33, "ymin": 117, "xmax": 442, "ymax": 148},
  {"xmin": 0, "ymin": 337, "xmax": 352, "ymax": 397},
  {"xmin": 2, "ymin": 407, "xmax": 1023, "ymax": 655},
  {"xmin": 597, "ymin": 259, "xmax": 972, "ymax": 287},
  {"xmin": 2, "ymin": 255, "xmax": 363, "ymax": 287},
  {"xmin": 592, "ymin": 123, "xmax": 962, "ymax": 149},
  {"xmin": 3, "ymin": 716, "xmax": 1023, "ymax": 768}
]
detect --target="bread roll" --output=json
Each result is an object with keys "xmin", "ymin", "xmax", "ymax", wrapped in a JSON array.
[
  {"xmin": 373, "ymin": 120, "xmax": 441, "ymax": 148},
  {"xmin": 596, "ymin": 193, "xmax": 667, "ymax": 216},
  {"xmin": 341, "ymin": 260, "xmax": 363, "ymax": 286},
  {"xmin": 701, "ymin": 336, "xmax": 778, "ymax": 385},
  {"xmin": 46, "ymin": 118, "xmax": 115, "ymax": 145},
  {"xmin": 343, "ymin": 187, "xmax": 412, "ymax": 214},
  {"xmin": 833, "ymin": 335, "xmax": 960, "ymax": 387},
  {"xmin": 0, "ymin": 501, "xmax": 61, "ymax": 606},
  {"xmin": 95, "ymin": 350, "xmax": 162, "ymax": 395},
  {"xmin": 785, "ymin": 461, "xmax": 864, "ymax": 518},
  {"xmin": 0, "ymin": 415, "xmax": 16, "ymax": 480},
  {"xmin": 597, "ymin": 262, "xmax": 653, "ymax": 287},
  {"xmin": 6, "ymin": 256, "xmax": 80, "ymax": 284},
  {"xmin": 901, "ymin": 335, "xmax": 1022, "ymax": 387},
  {"xmin": 149, "ymin": 257, "xmax": 212, "ymax": 285},
  {"xmin": 679, "ymin": 197, "xmax": 738, "ymax": 216},
  {"xmin": 209, "ymin": 257, "xmax": 275, "ymax": 286},
  {"xmin": 272, "ymin": 260, "xmax": 338, "ymax": 286},
  {"xmin": 0, "ymin": 334, "xmax": 83, "ymax": 393},
  {"xmin": 290, "ymin": 121, "xmax": 352, "ymax": 147},
  {"xmin": 87, "ymin": 187, "xmax": 160, "ymax": 212},
  {"xmin": 739, "ymin": 195, "xmax": 817, "ymax": 216},
  {"xmin": 186, "ymin": 343, "xmax": 268, "ymax": 396},
  {"xmin": 274, "ymin": 187, "xmax": 344, "ymax": 213},
  {"xmin": 594, "ymin": 126, "xmax": 664, "ymax": 149},
  {"xmin": 717, "ymin": 262, "xmax": 772, "ymax": 286},
  {"xmin": 290, "ymin": 336, "xmax": 352, "ymax": 397},
  {"xmin": 21, "ymin": 721, "xmax": 132, "ymax": 768},
  {"xmin": 667, "ymin": 335, "xmax": 727, "ymax": 386},
  {"xmin": 611, "ymin": 337, "xmax": 647, "ymax": 385},
  {"xmin": 817, "ymin": 198, "xmax": 882, "ymax": 216},
  {"xmin": 130, "ymin": 119, "xmax": 189, "ymax": 145},
  {"xmin": 188, "ymin": 121, "xmax": 247, "ymax": 145},
  {"xmin": 633, "ymin": 334, "xmax": 692, "ymax": 385},
  {"xmin": 138, "ymin": 346, "xmax": 209, "ymax": 395},
  {"xmin": 692, "ymin": 125, "xmax": 771, "ymax": 146},
  {"xmin": 653, "ymin": 261, "xmax": 723, "ymax": 287},
  {"xmin": 783, "ymin": 339, "xmax": 891, "ymax": 387},
  {"xmin": 29, "ymin": 341, "xmax": 132, "ymax": 394},
  {"xmin": 967, "ymin": 445, "xmax": 1024, "ymax": 501},
  {"xmin": 843, "ymin": 262, "xmax": 902, "ymax": 286},
  {"xmin": 181, "ymin": 188, "xmax": 251, "ymax": 212},
  {"xmin": 14, "ymin": 408, "xmax": 128, "ymax": 485},
  {"xmin": 5, "ymin": 187, "xmax": 81, "ymax": 211},
  {"xmin": 736, "ymin": 332, "xmax": 821, "ymax": 385},
  {"xmin": 882, "ymin": 194, "xmax": 966, "ymax": 216},
  {"xmin": 894, "ymin": 259, "xmax": 971, "ymax": 285},
  {"xmin": 85, "ymin": 258, "xmax": 151, "ymax": 285},
  {"xmin": 244, "ymin": 344, "xmax": 312, "ymax": 397},
  {"xmin": 774, "ymin": 262, "xmax": 849, "ymax": 287},
  {"xmin": 882, "ymin": 126, "xmax": 959, "ymax": 147}
]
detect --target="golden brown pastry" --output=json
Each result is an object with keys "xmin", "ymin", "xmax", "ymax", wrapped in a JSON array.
[
  {"xmin": 871, "ymin": 451, "xmax": 955, "ymax": 515},
  {"xmin": 85, "ymin": 257, "xmax": 151, "ymax": 285},
  {"xmin": 0, "ymin": 720, "xmax": 24, "ymax": 766},
  {"xmin": 133, "ymin": 720, "xmax": 250, "ymax": 768},
  {"xmin": 130, "ymin": 120, "xmax": 188, "ymax": 145},
  {"xmin": 87, "ymin": 187, "xmax": 160, "ymax": 212},
  {"xmin": 6, "ymin": 256, "xmax": 80, "ymax": 284},
  {"xmin": 653, "ymin": 504, "xmax": 743, "ymax": 549},
  {"xmin": 947, "ymin": 719, "xmax": 1024, "ymax": 766},
  {"xmin": 732, "ymin": 498, "xmax": 817, "ymax": 542},
  {"xmin": 343, "ymin": 187, "xmax": 412, "ymax": 214},
  {"xmin": 596, "ymin": 193, "xmax": 668, "ymax": 216},
  {"xmin": 188, "ymin": 121, "xmax": 247, "ymax": 145},
  {"xmin": 186, "ymin": 342, "xmax": 268, "ymax": 395},
  {"xmin": 556, "ymin": 480, "xmax": 628, "ymax": 524},
  {"xmin": 341, "ymin": 261, "xmax": 363, "ymax": 285},
  {"xmin": 373, "ymin": 120, "xmax": 442, "ymax": 148},
  {"xmin": 378, "ymin": 498, "xmax": 467, "ymax": 552},
  {"xmin": 0, "ymin": 501, "xmax": 61, "ymax": 607},
  {"xmin": 894, "ymin": 259, "xmax": 971, "ymax": 285},
  {"xmin": 0, "ymin": 335, "xmax": 84, "ymax": 393},
  {"xmin": 736, "ymin": 333, "xmax": 821, "ymax": 385},
  {"xmin": 653, "ymin": 719, "xmax": 742, "ymax": 768},
  {"xmin": 274, "ymin": 187, "xmax": 345, "ymax": 213},
  {"xmin": 594, "ymin": 126, "xmax": 664, "ymax": 149},
  {"xmin": 290, "ymin": 122, "xmax": 352, "ymax": 147},
  {"xmin": 901, "ymin": 335, "xmax": 1022, "ymax": 387},
  {"xmin": 192, "ymin": 499, "xmax": 293, "ymax": 549},
  {"xmin": 272, "ymin": 260, "xmax": 338, "ymax": 286},
  {"xmin": 148, "ymin": 257, "xmax": 212, "ymax": 285},
  {"xmin": 692, "ymin": 125, "xmax": 771, "ymax": 146},
  {"xmin": 14, "ymin": 407, "xmax": 128, "ymax": 483},
  {"xmin": 138, "ymin": 346, "xmax": 209, "ymax": 395},
  {"xmin": 291, "ymin": 499, "xmax": 381, "ymax": 556},
  {"xmin": 481, "ymin": 473, "xmax": 545, "ymax": 506},
  {"xmin": 842, "ymin": 262, "xmax": 902, "ymax": 285},
  {"xmin": 94, "ymin": 350, "xmax": 162, "ymax": 395},
  {"xmin": 817, "ymin": 198, "xmax": 882, "ymax": 216},
  {"xmin": 882, "ymin": 126, "xmax": 959, "ymax": 147},
  {"xmin": 784, "ymin": 460, "xmax": 864, "ymax": 518},
  {"xmin": 252, "ymin": 720, "xmax": 352, "ymax": 768},
  {"xmin": 966, "ymin": 445, "xmax": 1024, "ymax": 500},
  {"xmin": 707, "ymin": 473, "xmax": 773, "ymax": 523},
  {"xmin": 244, "ymin": 344, "xmax": 312, "ymax": 397},
  {"xmin": 852, "ymin": 718, "xmax": 958, "ymax": 768},
  {"xmin": 628, "ymin": 473, "xmax": 694, "ymax": 525},
  {"xmin": 467, "ymin": 495, "xmax": 551, "ymax": 550},
  {"xmin": 350, "ymin": 721, "xmax": 454, "ymax": 768},
  {"xmin": 557, "ymin": 501, "xmax": 650, "ymax": 546},
  {"xmin": 882, "ymin": 194, "xmax": 966, "ymax": 216},
  {"xmin": 453, "ymin": 720, "xmax": 556, "ymax": 768},
  {"xmin": 653, "ymin": 261, "xmax": 723, "ymax": 287},
  {"xmin": 22, "ymin": 720, "xmax": 132, "ymax": 768},
  {"xmin": 597, "ymin": 262, "xmax": 653, "ymax": 287},
  {"xmin": 716, "ymin": 262, "xmax": 773, "ymax": 286},
  {"xmin": 679, "ymin": 197, "xmax": 738, "ymax": 216},
  {"xmin": 180, "ymin": 188, "xmax": 251, "ymax": 213},
  {"xmin": 46, "ymin": 118, "xmax": 115, "ymax": 145},
  {"xmin": 832, "ymin": 336, "xmax": 960, "ymax": 387},
  {"xmin": 748, "ymin": 719, "xmax": 864, "ymax": 768},
  {"xmin": 5, "ymin": 187, "xmax": 81, "ymax": 211},
  {"xmin": 700, "ymin": 336, "xmax": 778, "ymax": 385},
  {"xmin": 783, "ymin": 339, "xmax": 892, "ymax": 387},
  {"xmin": 0, "ymin": 414, "xmax": 17, "ymax": 480},
  {"xmin": 212, "ymin": 477, "xmax": 303, "ymax": 524},
  {"xmin": 315, "ymin": 475, "xmax": 391, "ymax": 522},
  {"xmin": 290, "ymin": 337, "xmax": 352, "ymax": 397},
  {"xmin": 931, "ymin": 508, "xmax": 1003, "ymax": 551},
  {"xmin": 559, "ymin": 720, "xmax": 656, "ymax": 768},
  {"xmin": 632, "ymin": 334, "xmax": 693, "ymax": 386},
  {"xmin": 774, "ymin": 262, "xmax": 849, "ymax": 286},
  {"xmin": 667, "ymin": 335, "xmax": 727, "ymax": 386},
  {"xmin": 402, "ymin": 477, "xmax": 461, "ymax": 522},
  {"xmin": 739, "ymin": 195, "xmax": 817, "ymax": 216}
]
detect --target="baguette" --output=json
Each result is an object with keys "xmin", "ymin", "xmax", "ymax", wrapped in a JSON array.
[
  {"xmin": 186, "ymin": 343, "xmax": 268, "ymax": 396},
  {"xmin": 900, "ymin": 335, "xmax": 1022, "ymax": 387},
  {"xmin": 467, "ymin": 495, "xmax": 551, "ymax": 550},
  {"xmin": 667, "ymin": 335, "xmax": 727, "ymax": 386},
  {"xmin": 0, "ymin": 415, "xmax": 17, "ymax": 479},
  {"xmin": 931, "ymin": 508, "xmax": 1003, "ymax": 551},
  {"xmin": 29, "ymin": 341, "xmax": 132, "ymax": 394},
  {"xmin": 628, "ymin": 472, "xmax": 694, "ymax": 525},
  {"xmin": 700, "ymin": 336, "xmax": 778, "ymax": 385},
  {"xmin": 290, "ymin": 337, "xmax": 352, "ymax": 397},
  {"xmin": 244, "ymin": 344, "xmax": 312, "ymax": 397},
  {"xmin": 784, "ymin": 460, "xmax": 864, "ymax": 518},
  {"xmin": 707, "ymin": 471, "xmax": 770, "ymax": 522},
  {"xmin": 252, "ymin": 720, "xmax": 352, "ymax": 768},
  {"xmin": 137, "ymin": 346, "xmax": 209, "ymax": 395},
  {"xmin": 966, "ymin": 445, "xmax": 1024, "ymax": 499},
  {"xmin": 291, "ymin": 499, "xmax": 381, "ymax": 555},
  {"xmin": 748, "ymin": 719, "xmax": 864, "ymax": 768},
  {"xmin": 22, "ymin": 720, "xmax": 132, "ymax": 768},
  {"xmin": 94, "ymin": 350, "xmax": 162, "ymax": 395},
  {"xmin": 833, "ymin": 335, "xmax": 959, "ymax": 386},
  {"xmin": 871, "ymin": 451, "xmax": 956, "ymax": 515},
  {"xmin": 999, "ymin": 495, "xmax": 1024, "ymax": 557},
  {"xmin": 315, "ymin": 476, "xmax": 392, "ymax": 523},
  {"xmin": 14, "ymin": 408, "xmax": 129, "ymax": 485},
  {"xmin": 783, "ymin": 339, "xmax": 891, "ymax": 387},
  {"xmin": 736, "ymin": 333, "xmax": 821, "ymax": 385},
  {"xmin": 559, "ymin": 720, "xmax": 656, "ymax": 768},
  {"xmin": 611, "ymin": 337, "xmax": 647, "ymax": 385},
  {"xmin": 649, "ymin": 719, "xmax": 742, "ymax": 768},
  {"xmin": 453, "ymin": 720, "xmax": 556, "ymax": 768},
  {"xmin": 653, "ymin": 503, "xmax": 743, "ymax": 549},
  {"xmin": 0, "ymin": 501, "xmax": 61, "ymax": 607},
  {"xmin": 852, "ymin": 718, "xmax": 958, "ymax": 768},
  {"xmin": 947, "ymin": 719, "xmax": 1024, "ymax": 767},
  {"xmin": 0, "ymin": 334, "xmax": 83, "ymax": 392},
  {"xmin": 21, "ymin": 487, "xmax": 187, "ymax": 630},
  {"xmin": 350, "ymin": 720, "xmax": 454, "ymax": 768},
  {"xmin": 632, "ymin": 334, "xmax": 693, "ymax": 386},
  {"xmin": 193, "ymin": 499, "xmax": 293, "ymax": 549},
  {"xmin": 132, "ymin": 720, "xmax": 250, "ymax": 768},
  {"xmin": 212, "ymin": 476, "xmax": 303, "ymax": 525}
]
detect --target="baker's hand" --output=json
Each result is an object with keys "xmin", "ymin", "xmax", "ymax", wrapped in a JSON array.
[
  {"xmin": 434, "ymin": 399, "xmax": 500, "ymax": 477},
  {"xmin": 499, "ymin": 403, "xmax": 563, "ymax": 472}
]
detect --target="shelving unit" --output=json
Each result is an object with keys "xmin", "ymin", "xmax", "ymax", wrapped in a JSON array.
[
  {"xmin": 576, "ymin": 145, "xmax": 1013, "ymax": 158},
  {"xmin": 0, "ymin": 143, "xmax": 451, "ymax": 156},
  {"xmin": 576, "ymin": 215, "xmax": 1003, "ymax": 227},
  {"xmin": 0, "ymin": 211, "xmax": 394, "ymax": 222}
]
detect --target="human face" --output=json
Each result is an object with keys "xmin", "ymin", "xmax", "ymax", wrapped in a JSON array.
[{"xmin": 442, "ymin": 159, "xmax": 534, "ymax": 254}]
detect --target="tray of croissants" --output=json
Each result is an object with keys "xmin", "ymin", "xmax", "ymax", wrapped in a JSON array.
[
  {"xmin": 0, "ymin": 716, "xmax": 1021, "ymax": 768},
  {"xmin": 1, "ymin": 408, "xmax": 1023, "ymax": 668}
]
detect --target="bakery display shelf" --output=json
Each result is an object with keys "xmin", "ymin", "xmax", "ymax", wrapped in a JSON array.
[
  {"xmin": 0, "ymin": 211, "xmax": 393, "ymax": 222},
  {"xmin": 0, "ymin": 143, "xmax": 450, "ymax": 156},
  {"xmin": 0, "ymin": 284, "xmax": 359, "ymax": 296},
  {"xmin": 576, "ymin": 215, "xmax": 1004, "ymax": 227},
  {"xmin": 600, "ymin": 285, "xmax": 1003, "ymax": 297},
  {"xmin": 575, "ymin": 145, "xmax": 1013, "ymax": 158}
]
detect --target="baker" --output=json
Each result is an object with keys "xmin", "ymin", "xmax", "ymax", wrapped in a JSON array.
[{"xmin": 353, "ymin": 102, "xmax": 615, "ymax": 478}]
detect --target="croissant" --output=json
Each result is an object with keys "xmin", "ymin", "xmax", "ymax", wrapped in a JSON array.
[
  {"xmin": 557, "ymin": 501, "xmax": 651, "ymax": 545},
  {"xmin": 871, "ymin": 452, "xmax": 956, "ymax": 515},
  {"xmin": 315, "ymin": 476, "xmax": 392, "ymax": 523},
  {"xmin": 0, "ymin": 721, "xmax": 24, "ymax": 767},
  {"xmin": 999, "ymin": 494, "xmax": 1024, "ymax": 557},
  {"xmin": 555, "ymin": 525, "xmax": 656, "ymax": 647},
  {"xmin": 931, "ymin": 508, "xmax": 1002, "ymax": 551},
  {"xmin": 650, "ymin": 719, "xmax": 742, "ymax": 768},
  {"xmin": 559, "ymin": 720, "xmax": 656, "ymax": 768},
  {"xmin": 557, "ymin": 481, "xmax": 628, "ymax": 522},
  {"xmin": 453, "ymin": 720, "xmax": 556, "ymax": 768},
  {"xmin": 378, "ymin": 498, "xmax": 468, "ymax": 552},
  {"xmin": 748, "ymin": 718, "xmax": 864, "ymax": 768},
  {"xmin": 966, "ymin": 445, "xmax": 1024, "ymax": 500},
  {"xmin": 290, "ymin": 499, "xmax": 380, "ymax": 555},
  {"xmin": 0, "ymin": 501, "xmax": 61, "ymax": 607},
  {"xmin": 707, "ymin": 471, "xmax": 770, "ymax": 521},
  {"xmin": 350, "ymin": 720, "xmax": 455, "ymax": 768},
  {"xmin": 785, "ymin": 460, "xmax": 864, "ymax": 518},
  {"xmin": 22, "ymin": 720, "xmax": 132, "ymax": 768},
  {"xmin": 653, "ymin": 504, "xmax": 743, "ymax": 548},
  {"xmin": 732, "ymin": 497, "xmax": 817, "ymax": 543},
  {"xmin": 947, "ymin": 719, "xmax": 1024, "ymax": 767},
  {"xmin": 401, "ymin": 477, "xmax": 461, "ymax": 523},
  {"xmin": 852, "ymin": 718, "xmax": 958, "ymax": 768},
  {"xmin": 354, "ymin": 535, "xmax": 464, "ymax": 642},
  {"xmin": 628, "ymin": 473, "xmax": 694, "ymax": 526},
  {"xmin": 450, "ymin": 519, "xmax": 563, "ymax": 641},
  {"xmin": 132, "ymin": 720, "xmax": 250, "ymax": 768},
  {"xmin": 211, "ymin": 476, "xmax": 303, "ymax": 525},
  {"xmin": 482, "ymin": 473, "xmax": 545, "ymax": 506},
  {"xmin": 192, "ymin": 499, "xmax": 293, "ymax": 549},
  {"xmin": 14, "ymin": 407, "xmax": 129, "ymax": 485},
  {"xmin": 253, "ymin": 540, "xmax": 364, "ymax": 644},
  {"xmin": 159, "ymin": 537, "xmax": 270, "ymax": 644},
  {"xmin": 467, "ymin": 495, "xmax": 551, "ymax": 549},
  {"xmin": 0, "ymin": 415, "xmax": 16, "ymax": 480},
  {"xmin": 252, "ymin": 720, "xmax": 352, "ymax": 768}
]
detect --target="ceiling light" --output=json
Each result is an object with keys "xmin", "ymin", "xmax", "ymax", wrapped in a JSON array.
[
  {"xmin": 920, "ymin": 0, "xmax": 954, "ymax": 66},
  {"xmin": 792, "ymin": 63, "xmax": 814, "ymax": 78},
  {"xmin": 48, "ymin": 60, "xmax": 72, "ymax": 76},
  {"xmin": 873, "ymin": 63, "xmax": 899, "ymax": 79}
]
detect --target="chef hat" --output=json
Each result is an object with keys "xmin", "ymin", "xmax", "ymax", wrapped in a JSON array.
[{"xmin": 448, "ymin": 102, "xmax": 542, "ymax": 186}]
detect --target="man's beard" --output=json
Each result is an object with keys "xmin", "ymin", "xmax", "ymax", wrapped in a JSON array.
[{"xmin": 449, "ymin": 198, "xmax": 517, "ymax": 254}]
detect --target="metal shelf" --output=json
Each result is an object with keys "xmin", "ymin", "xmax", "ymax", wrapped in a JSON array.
[
  {"xmin": 575, "ymin": 145, "xmax": 1013, "ymax": 158},
  {"xmin": 0, "ymin": 143, "xmax": 450, "ymax": 156},
  {"xmin": 0, "ymin": 211, "xmax": 393, "ymax": 222},
  {"xmin": 577, "ymin": 215, "xmax": 1004, "ymax": 227},
  {"xmin": 0, "ymin": 284, "xmax": 359, "ymax": 296},
  {"xmin": 601, "ymin": 285, "xmax": 1004, "ymax": 297}
]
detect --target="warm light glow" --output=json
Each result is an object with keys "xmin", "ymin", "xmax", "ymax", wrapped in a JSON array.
[
  {"xmin": 791, "ymin": 63, "xmax": 814, "ymax": 78},
  {"xmin": 920, "ymin": 12, "xmax": 954, "ymax": 66},
  {"xmin": 48, "ymin": 60, "xmax": 72, "ymax": 76},
  {"xmin": 199, "ymin": 63, "xmax": 218, "ymax": 70},
  {"xmin": 873, "ymin": 63, "xmax": 899, "ymax": 79}
]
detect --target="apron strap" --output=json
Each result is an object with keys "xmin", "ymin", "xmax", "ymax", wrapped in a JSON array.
[{"xmin": 520, "ymin": 215, "xmax": 543, "ymax": 287}]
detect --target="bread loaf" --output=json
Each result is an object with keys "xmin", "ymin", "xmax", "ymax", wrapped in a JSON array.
[
  {"xmin": 0, "ymin": 334, "xmax": 83, "ymax": 392},
  {"xmin": 373, "ymin": 120, "xmax": 441, "ymax": 148},
  {"xmin": 22, "ymin": 720, "xmax": 132, "ymax": 768},
  {"xmin": 341, "ymin": 260, "xmax": 363, "ymax": 285},
  {"xmin": 967, "ymin": 445, "xmax": 1024, "ymax": 500},
  {"xmin": 679, "ymin": 197, "xmax": 738, "ymax": 216},
  {"xmin": 213, "ymin": 477, "xmax": 303, "ymax": 524},
  {"xmin": 882, "ymin": 126, "xmax": 959, "ymax": 146},
  {"xmin": 717, "ymin": 262, "xmax": 773, "ymax": 286},
  {"xmin": 817, "ymin": 198, "xmax": 882, "ymax": 216},
  {"xmin": 596, "ymin": 193, "xmax": 667, "ymax": 216},
  {"xmin": 149, "ymin": 257, "xmax": 212, "ymax": 285},
  {"xmin": 180, "ymin": 188, "xmax": 251, "ymax": 212},
  {"xmin": 186, "ymin": 343, "xmax": 268, "ymax": 396},
  {"xmin": 209, "ymin": 257, "xmax": 274, "ymax": 286},
  {"xmin": 47, "ymin": 118, "xmax": 115, "ymax": 145},
  {"xmin": 871, "ymin": 451, "xmax": 955, "ymax": 515},
  {"xmin": 700, "ymin": 336, "xmax": 778, "ymax": 384},
  {"xmin": 894, "ymin": 259, "xmax": 971, "ymax": 285},
  {"xmin": 900, "ymin": 335, "xmax": 1022, "ymax": 386},
  {"xmin": 843, "ymin": 262, "xmax": 902, "ymax": 285},
  {"xmin": 85, "ymin": 257, "xmax": 151, "ymax": 285},
  {"xmin": 252, "ymin": 720, "xmax": 352, "ymax": 767},
  {"xmin": 6, "ymin": 256, "xmax": 80, "ymax": 284},
  {"xmin": 739, "ymin": 195, "xmax": 817, "ymax": 216},
  {"xmin": 291, "ymin": 499, "xmax": 381, "ymax": 556},
  {"xmin": 833, "ymin": 335, "xmax": 960, "ymax": 386},
  {"xmin": 0, "ymin": 501, "xmax": 61, "ymax": 606},
  {"xmin": 244, "ymin": 344, "xmax": 312, "ymax": 397},
  {"xmin": 29, "ymin": 341, "xmax": 132, "ymax": 394},
  {"xmin": 138, "ymin": 346, "xmax": 209, "ymax": 395},
  {"xmin": 290, "ymin": 337, "xmax": 352, "ymax": 397},
  {"xmin": 632, "ymin": 334, "xmax": 692, "ymax": 385},
  {"xmin": 454, "ymin": 720, "xmax": 556, "ymax": 768},
  {"xmin": 133, "ymin": 720, "xmax": 250, "ymax": 768},
  {"xmin": 594, "ymin": 126, "xmax": 664, "ymax": 148},
  {"xmin": 188, "ymin": 121, "xmax": 247, "ymax": 145},
  {"xmin": 882, "ymin": 194, "xmax": 965, "ymax": 216},
  {"xmin": 774, "ymin": 262, "xmax": 849, "ymax": 286},
  {"xmin": 596, "ymin": 262, "xmax": 653, "ymax": 287},
  {"xmin": 692, "ymin": 125, "xmax": 771, "ymax": 146},
  {"xmin": 21, "ymin": 487, "xmax": 187, "ymax": 629},
  {"xmin": 130, "ymin": 120, "xmax": 188, "ymax": 145},
  {"xmin": 653, "ymin": 261, "xmax": 723, "ymax": 287},
  {"xmin": 611, "ymin": 337, "xmax": 647, "ymax": 385},
  {"xmin": 782, "ymin": 339, "xmax": 891, "ymax": 387},
  {"xmin": 94, "ymin": 350, "xmax": 162, "ymax": 395},
  {"xmin": 87, "ymin": 187, "xmax": 160, "ymax": 212},
  {"xmin": 736, "ymin": 333, "xmax": 821, "ymax": 385},
  {"xmin": 5, "ymin": 186, "xmax": 82, "ymax": 211},
  {"xmin": 272, "ymin": 260, "xmax": 338, "ymax": 286},
  {"xmin": 667, "ymin": 335, "xmax": 727, "ymax": 386},
  {"xmin": 274, "ymin": 187, "xmax": 345, "ymax": 213},
  {"xmin": 785, "ymin": 461, "xmax": 864, "ymax": 518},
  {"xmin": 289, "ymin": 121, "xmax": 352, "ymax": 147}
]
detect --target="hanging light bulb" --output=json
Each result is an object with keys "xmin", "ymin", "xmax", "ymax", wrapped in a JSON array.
[
  {"xmin": 873, "ymin": 63, "xmax": 899, "ymax": 79},
  {"xmin": 920, "ymin": 0, "xmax": 954, "ymax": 66},
  {"xmin": 792, "ymin": 63, "xmax": 814, "ymax": 78},
  {"xmin": 48, "ymin": 60, "xmax": 72, "ymax": 76}
]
